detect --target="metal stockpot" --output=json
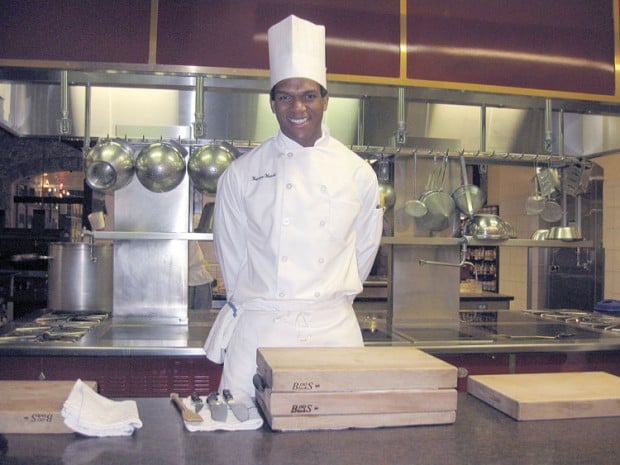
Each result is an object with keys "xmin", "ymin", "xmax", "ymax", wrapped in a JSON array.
[{"xmin": 47, "ymin": 243, "xmax": 113, "ymax": 312}]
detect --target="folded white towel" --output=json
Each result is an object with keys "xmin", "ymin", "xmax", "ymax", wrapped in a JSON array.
[
  {"xmin": 62, "ymin": 379, "xmax": 143, "ymax": 437},
  {"xmin": 180, "ymin": 395, "xmax": 263, "ymax": 432}
]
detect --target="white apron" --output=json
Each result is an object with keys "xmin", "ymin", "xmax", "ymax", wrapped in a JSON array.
[{"xmin": 204, "ymin": 298, "xmax": 363, "ymax": 399}]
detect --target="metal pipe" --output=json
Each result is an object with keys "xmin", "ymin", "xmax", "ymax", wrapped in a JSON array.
[
  {"xmin": 60, "ymin": 70, "xmax": 68, "ymax": 117},
  {"xmin": 193, "ymin": 75, "xmax": 205, "ymax": 139},
  {"xmin": 418, "ymin": 240, "xmax": 469, "ymax": 268},
  {"xmin": 559, "ymin": 108, "xmax": 567, "ymax": 227},
  {"xmin": 357, "ymin": 96, "xmax": 366, "ymax": 146},
  {"xmin": 480, "ymin": 105, "xmax": 486, "ymax": 152},
  {"xmin": 544, "ymin": 98, "xmax": 553, "ymax": 153},
  {"xmin": 58, "ymin": 70, "xmax": 72, "ymax": 135},
  {"xmin": 83, "ymin": 82, "xmax": 91, "ymax": 154},
  {"xmin": 395, "ymin": 87, "xmax": 406, "ymax": 145}
]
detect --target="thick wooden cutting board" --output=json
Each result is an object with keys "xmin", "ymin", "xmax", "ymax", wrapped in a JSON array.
[
  {"xmin": 256, "ymin": 387, "xmax": 457, "ymax": 416},
  {"xmin": 468, "ymin": 372, "xmax": 620, "ymax": 421},
  {"xmin": 256, "ymin": 347, "xmax": 457, "ymax": 392},
  {"xmin": 0, "ymin": 380, "xmax": 97, "ymax": 434},
  {"xmin": 255, "ymin": 393, "xmax": 456, "ymax": 431}
]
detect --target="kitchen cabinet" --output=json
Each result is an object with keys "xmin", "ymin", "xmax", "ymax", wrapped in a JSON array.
[
  {"xmin": 406, "ymin": 0, "xmax": 615, "ymax": 95},
  {"xmin": 0, "ymin": 0, "xmax": 151, "ymax": 64},
  {"xmin": 0, "ymin": 1, "xmax": 615, "ymax": 97},
  {"xmin": 0, "ymin": 355, "xmax": 222, "ymax": 397},
  {"xmin": 156, "ymin": 0, "xmax": 401, "ymax": 78}
]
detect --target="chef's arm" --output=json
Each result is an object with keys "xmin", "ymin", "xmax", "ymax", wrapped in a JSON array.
[
  {"xmin": 213, "ymin": 165, "xmax": 247, "ymax": 300},
  {"xmin": 355, "ymin": 174, "xmax": 383, "ymax": 282}
]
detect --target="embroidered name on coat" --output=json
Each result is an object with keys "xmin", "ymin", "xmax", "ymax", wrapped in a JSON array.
[{"xmin": 252, "ymin": 173, "xmax": 276, "ymax": 181}]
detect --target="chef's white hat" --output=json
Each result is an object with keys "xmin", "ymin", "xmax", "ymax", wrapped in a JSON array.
[{"xmin": 268, "ymin": 15, "xmax": 327, "ymax": 89}]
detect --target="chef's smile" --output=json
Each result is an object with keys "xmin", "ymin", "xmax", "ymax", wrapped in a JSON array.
[{"xmin": 271, "ymin": 77, "xmax": 329, "ymax": 147}]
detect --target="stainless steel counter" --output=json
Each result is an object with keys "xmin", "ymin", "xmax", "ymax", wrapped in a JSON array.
[
  {"xmin": 2, "ymin": 394, "xmax": 619, "ymax": 465},
  {"xmin": 0, "ymin": 308, "xmax": 619, "ymax": 357}
]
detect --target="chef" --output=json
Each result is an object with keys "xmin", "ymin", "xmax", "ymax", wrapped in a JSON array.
[{"xmin": 204, "ymin": 15, "xmax": 383, "ymax": 399}]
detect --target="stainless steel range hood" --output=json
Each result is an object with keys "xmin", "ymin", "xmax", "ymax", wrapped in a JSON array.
[{"xmin": 2, "ymin": 68, "xmax": 620, "ymax": 156}]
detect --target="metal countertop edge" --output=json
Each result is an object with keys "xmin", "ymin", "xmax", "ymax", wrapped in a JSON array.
[{"xmin": 1, "ymin": 338, "xmax": 619, "ymax": 357}]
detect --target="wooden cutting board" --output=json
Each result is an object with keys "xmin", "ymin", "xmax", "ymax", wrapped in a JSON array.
[
  {"xmin": 256, "ymin": 387, "xmax": 457, "ymax": 416},
  {"xmin": 255, "ymin": 393, "xmax": 456, "ymax": 431},
  {"xmin": 256, "ymin": 347, "xmax": 457, "ymax": 392},
  {"xmin": 0, "ymin": 380, "xmax": 97, "ymax": 434},
  {"xmin": 468, "ymin": 371, "xmax": 620, "ymax": 421}
]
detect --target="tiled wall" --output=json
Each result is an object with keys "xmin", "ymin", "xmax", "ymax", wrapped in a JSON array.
[
  {"xmin": 487, "ymin": 165, "xmax": 541, "ymax": 310},
  {"xmin": 596, "ymin": 154, "xmax": 620, "ymax": 299}
]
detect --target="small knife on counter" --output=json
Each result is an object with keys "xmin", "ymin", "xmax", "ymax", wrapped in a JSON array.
[
  {"xmin": 190, "ymin": 391, "xmax": 204, "ymax": 413},
  {"xmin": 222, "ymin": 389, "xmax": 250, "ymax": 422},
  {"xmin": 206, "ymin": 392, "xmax": 228, "ymax": 422}
]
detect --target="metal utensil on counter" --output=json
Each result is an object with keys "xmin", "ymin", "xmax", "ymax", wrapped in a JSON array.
[
  {"xmin": 206, "ymin": 392, "xmax": 228, "ymax": 422},
  {"xmin": 404, "ymin": 150, "xmax": 428, "ymax": 218},
  {"xmin": 170, "ymin": 393, "xmax": 204, "ymax": 423},
  {"xmin": 190, "ymin": 392, "xmax": 204, "ymax": 413},
  {"xmin": 222, "ymin": 389, "xmax": 249, "ymax": 422}
]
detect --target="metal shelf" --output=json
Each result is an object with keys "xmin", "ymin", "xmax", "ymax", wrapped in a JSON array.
[
  {"xmin": 93, "ymin": 231, "xmax": 213, "ymax": 241},
  {"xmin": 381, "ymin": 236, "xmax": 593, "ymax": 248}
]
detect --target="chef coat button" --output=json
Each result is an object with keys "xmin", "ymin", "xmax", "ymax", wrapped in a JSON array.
[
  {"xmin": 287, "ymin": 152, "xmax": 293, "ymax": 158},
  {"xmin": 319, "ymin": 220, "xmax": 326, "ymax": 227},
  {"xmin": 320, "ymin": 185, "xmax": 327, "ymax": 192},
  {"xmin": 283, "ymin": 218, "xmax": 290, "ymax": 226},
  {"xmin": 318, "ymin": 257, "xmax": 324, "ymax": 264},
  {"xmin": 314, "ymin": 292, "xmax": 321, "ymax": 298},
  {"xmin": 286, "ymin": 183, "xmax": 293, "ymax": 189},
  {"xmin": 279, "ymin": 292, "xmax": 286, "ymax": 298},
  {"xmin": 281, "ymin": 256, "xmax": 288, "ymax": 262}
]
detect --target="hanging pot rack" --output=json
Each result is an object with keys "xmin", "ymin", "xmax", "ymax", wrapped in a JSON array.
[{"xmin": 348, "ymin": 146, "xmax": 588, "ymax": 169}]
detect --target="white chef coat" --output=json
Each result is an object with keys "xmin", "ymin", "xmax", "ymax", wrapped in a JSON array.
[{"xmin": 204, "ymin": 125, "xmax": 383, "ymax": 398}]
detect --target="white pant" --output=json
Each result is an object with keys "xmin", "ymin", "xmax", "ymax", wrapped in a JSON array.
[{"xmin": 208, "ymin": 299, "xmax": 363, "ymax": 399}]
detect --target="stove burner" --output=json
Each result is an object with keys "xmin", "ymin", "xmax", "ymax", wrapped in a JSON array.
[
  {"xmin": 526, "ymin": 310, "xmax": 620, "ymax": 335},
  {"xmin": 0, "ymin": 311, "xmax": 109, "ymax": 344}
]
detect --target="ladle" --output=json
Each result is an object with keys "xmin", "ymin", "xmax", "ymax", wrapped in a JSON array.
[{"xmin": 404, "ymin": 150, "xmax": 428, "ymax": 218}]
